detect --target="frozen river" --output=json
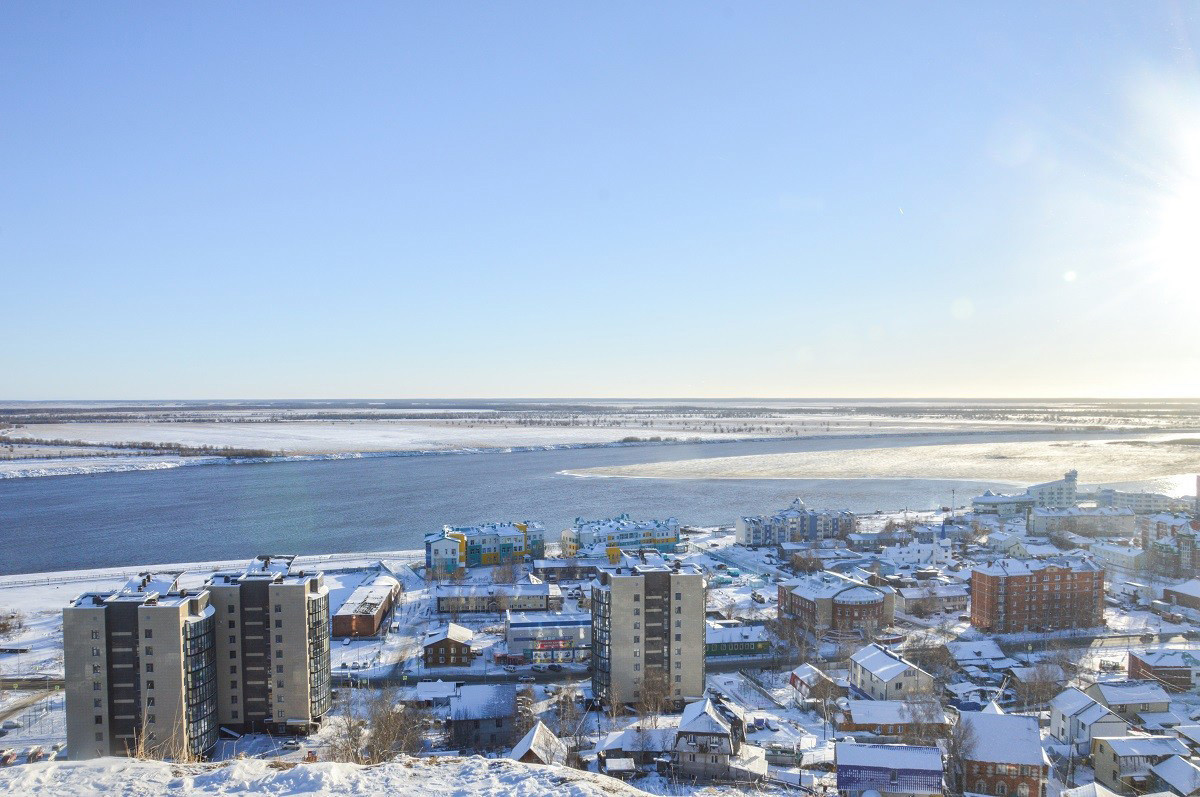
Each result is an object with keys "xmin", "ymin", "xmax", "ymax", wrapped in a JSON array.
[{"xmin": 0, "ymin": 429, "xmax": 1181, "ymax": 575}]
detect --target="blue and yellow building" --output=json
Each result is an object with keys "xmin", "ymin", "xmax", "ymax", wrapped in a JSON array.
[
  {"xmin": 425, "ymin": 521, "xmax": 546, "ymax": 574},
  {"xmin": 559, "ymin": 514, "xmax": 680, "ymax": 562}
]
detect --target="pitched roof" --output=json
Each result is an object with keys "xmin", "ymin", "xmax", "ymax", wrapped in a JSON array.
[
  {"xmin": 1100, "ymin": 735, "xmax": 1189, "ymax": 758},
  {"xmin": 678, "ymin": 699, "xmax": 731, "ymax": 736},
  {"xmin": 1090, "ymin": 680, "xmax": 1170, "ymax": 706},
  {"xmin": 851, "ymin": 643, "xmax": 924, "ymax": 682},
  {"xmin": 835, "ymin": 742, "xmax": 943, "ymax": 771},
  {"xmin": 424, "ymin": 622, "xmax": 474, "ymax": 646},
  {"xmin": 510, "ymin": 720, "xmax": 568, "ymax": 766},
  {"xmin": 1152, "ymin": 756, "xmax": 1200, "ymax": 796},
  {"xmin": 961, "ymin": 712, "xmax": 1045, "ymax": 766}
]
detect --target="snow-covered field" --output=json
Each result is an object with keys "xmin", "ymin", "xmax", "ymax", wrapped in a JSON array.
[
  {"xmin": 566, "ymin": 435, "xmax": 1200, "ymax": 493},
  {"xmin": 0, "ymin": 755, "xmax": 651, "ymax": 796}
]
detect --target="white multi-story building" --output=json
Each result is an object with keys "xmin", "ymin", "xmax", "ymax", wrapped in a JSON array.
[
  {"xmin": 562, "ymin": 514, "xmax": 679, "ymax": 560},
  {"xmin": 591, "ymin": 554, "xmax": 705, "ymax": 708},
  {"xmin": 1027, "ymin": 470, "xmax": 1079, "ymax": 508},
  {"xmin": 735, "ymin": 499, "xmax": 855, "ymax": 547}
]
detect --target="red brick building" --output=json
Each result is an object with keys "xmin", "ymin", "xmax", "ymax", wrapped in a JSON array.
[
  {"xmin": 970, "ymin": 558, "xmax": 1104, "ymax": 633},
  {"xmin": 959, "ymin": 711, "xmax": 1048, "ymax": 797},
  {"xmin": 777, "ymin": 571, "xmax": 894, "ymax": 637},
  {"xmin": 1129, "ymin": 649, "xmax": 1200, "ymax": 692}
]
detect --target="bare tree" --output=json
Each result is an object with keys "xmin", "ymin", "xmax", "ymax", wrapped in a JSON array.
[
  {"xmin": 897, "ymin": 690, "xmax": 945, "ymax": 747},
  {"xmin": 945, "ymin": 715, "xmax": 980, "ymax": 797},
  {"xmin": 326, "ymin": 691, "xmax": 368, "ymax": 764},
  {"xmin": 0, "ymin": 610, "xmax": 24, "ymax": 640},
  {"xmin": 514, "ymin": 685, "xmax": 538, "ymax": 740},
  {"xmin": 1015, "ymin": 661, "xmax": 1064, "ymax": 710},
  {"xmin": 493, "ymin": 559, "xmax": 518, "ymax": 585},
  {"xmin": 363, "ymin": 688, "xmax": 428, "ymax": 763},
  {"xmin": 636, "ymin": 667, "xmax": 673, "ymax": 721}
]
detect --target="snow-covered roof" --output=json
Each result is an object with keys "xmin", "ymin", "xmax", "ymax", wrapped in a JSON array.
[
  {"xmin": 509, "ymin": 720, "xmax": 568, "ymax": 766},
  {"xmin": 678, "ymin": 699, "xmax": 731, "ymax": 736},
  {"xmin": 896, "ymin": 585, "xmax": 968, "ymax": 600},
  {"xmin": 972, "ymin": 556, "xmax": 1101, "ymax": 577},
  {"xmin": 1100, "ymin": 735, "xmax": 1189, "ymax": 759},
  {"xmin": 705, "ymin": 624, "xmax": 770, "ymax": 645},
  {"xmin": 850, "ymin": 643, "xmax": 924, "ymax": 683},
  {"xmin": 1135, "ymin": 649, "xmax": 1200, "ymax": 668},
  {"xmin": 835, "ymin": 742, "xmax": 942, "ymax": 771},
  {"xmin": 1151, "ymin": 756, "xmax": 1200, "ymax": 796},
  {"xmin": 1008, "ymin": 664, "xmax": 1065, "ymax": 684},
  {"xmin": 1090, "ymin": 680, "xmax": 1170, "ymax": 706},
  {"xmin": 448, "ymin": 684, "xmax": 515, "ymax": 721},
  {"xmin": 961, "ymin": 712, "xmax": 1044, "ymax": 766},
  {"xmin": 946, "ymin": 639, "xmax": 1006, "ymax": 664},
  {"xmin": 784, "ymin": 571, "xmax": 888, "ymax": 601},
  {"xmin": 1165, "ymin": 580, "xmax": 1200, "ymax": 601},
  {"xmin": 424, "ymin": 623, "xmax": 474, "ymax": 647},
  {"xmin": 842, "ymin": 700, "xmax": 943, "ymax": 726}
]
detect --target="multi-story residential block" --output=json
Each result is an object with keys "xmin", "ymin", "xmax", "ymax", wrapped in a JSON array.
[
  {"xmin": 64, "ymin": 574, "xmax": 218, "ymax": 762},
  {"xmin": 435, "ymin": 581, "xmax": 562, "ymax": 614},
  {"xmin": 973, "ymin": 490, "xmax": 1036, "ymax": 519},
  {"xmin": 504, "ymin": 610, "xmax": 591, "ymax": 663},
  {"xmin": 590, "ymin": 555, "xmax": 705, "ymax": 709},
  {"xmin": 561, "ymin": 514, "xmax": 679, "ymax": 561},
  {"xmin": 735, "ymin": 499, "xmax": 855, "ymax": 547},
  {"xmin": 1091, "ymin": 736, "xmax": 1190, "ymax": 795},
  {"xmin": 205, "ymin": 556, "xmax": 332, "ymax": 735},
  {"xmin": 959, "ymin": 710, "xmax": 1049, "ymax": 797},
  {"xmin": 1129, "ymin": 649, "xmax": 1200, "ymax": 692},
  {"xmin": 1027, "ymin": 469, "xmax": 1079, "ymax": 508},
  {"xmin": 1030, "ymin": 506, "xmax": 1136, "ymax": 537},
  {"xmin": 970, "ymin": 558, "xmax": 1105, "ymax": 633},
  {"xmin": 424, "ymin": 521, "xmax": 546, "ymax": 574},
  {"xmin": 1088, "ymin": 542, "xmax": 1147, "ymax": 572},
  {"xmin": 848, "ymin": 643, "xmax": 935, "ymax": 701},
  {"xmin": 1141, "ymin": 513, "xmax": 1196, "ymax": 550},
  {"xmin": 777, "ymin": 571, "xmax": 894, "ymax": 638},
  {"xmin": 1096, "ymin": 488, "xmax": 1178, "ymax": 515}
]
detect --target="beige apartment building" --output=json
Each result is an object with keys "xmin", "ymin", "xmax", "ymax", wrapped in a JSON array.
[
  {"xmin": 65, "ymin": 555, "xmax": 332, "ymax": 762},
  {"xmin": 205, "ymin": 555, "xmax": 332, "ymax": 734},
  {"xmin": 591, "ymin": 553, "xmax": 705, "ymax": 709},
  {"xmin": 64, "ymin": 575, "xmax": 217, "ymax": 761}
]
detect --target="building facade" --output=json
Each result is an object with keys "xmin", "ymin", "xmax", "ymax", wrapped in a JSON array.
[
  {"xmin": 504, "ymin": 611, "xmax": 592, "ymax": 663},
  {"xmin": 834, "ymin": 742, "xmax": 943, "ymax": 797},
  {"xmin": 561, "ymin": 514, "xmax": 680, "ymax": 560},
  {"xmin": 331, "ymin": 571, "xmax": 400, "ymax": 637},
  {"xmin": 778, "ymin": 571, "xmax": 895, "ymax": 638},
  {"xmin": 970, "ymin": 558, "xmax": 1105, "ymax": 633},
  {"xmin": 424, "ymin": 521, "xmax": 546, "ymax": 574},
  {"xmin": 959, "ymin": 711, "xmax": 1048, "ymax": 797},
  {"xmin": 735, "ymin": 499, "xmax": 855, "ymax": 547},
  {"xmin": 591, "ymin": 556, "xmax": 705, "ymax": 709},
  {"xmin": 64, "ymin": 575, "xmax": 218, "ymax": 761},
  {"xmin": 848, "ymin": 644, "xmax": 935, "ymax": 701},
  {"xmin": 435, "ymin": 582, "xmax": 561, "ymax": 614},
  {"xmin": 1129, "ymin": 649, "xmax": 1200, "ymax": 692},
  {"xmin": 205, "ymin": 556, "xmax": 332, "ymax": 735}
]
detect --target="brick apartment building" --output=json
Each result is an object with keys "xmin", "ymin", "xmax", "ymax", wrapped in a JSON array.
[
  {"xmin": 777, "ymin": 571, "xmax": 894, "ymax": 638},
  {"xmin": 970, "ymin": 558, "xmax": 1104, "ymax": 633}
]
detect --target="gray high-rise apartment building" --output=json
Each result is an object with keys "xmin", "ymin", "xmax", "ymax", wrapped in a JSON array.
[
  {"xmin": 65, "ymin": 556, "xmax": 332, "ymax": 761},
  {"xmin": 64, "ymin": 575, "xmax": 217, "ymax": 761},
  {"xmin": 591, "ymin": 553, "xmax": 705, "ymax": 710},
  {"xmin": 205, "ymin": 555, "xmax": 332, "ymax": 733}
]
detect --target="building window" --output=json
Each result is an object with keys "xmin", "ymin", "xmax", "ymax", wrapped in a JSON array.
[
  {"xmin": 230, "ymin": 651, "xmax": 237, "ymax": 659},
  {"xmin": 228, "ymin": 605, "xmax": 235, "ymax": 613},
  {"xmin": 231, "ymin": 680, "xmax": 238, "ymax": 690},
  {"xmin": 146, "ymin": 680, "xmax": 154, "ymax": 690},
  {"xmin": 275, "ymin": 620, "xmax": 282, "ymax": 628},
  {"xmin": 276, "ymin": 635, "xmax": 283, "ymax": 643},
  {"xmin": 147, "ymin": 714, "xmax": 156, "ymax": 724},
  {"xmin": 231, "ymin": 710, "xmax": 239, "ymax": 719},
  {"xmin": 276, "ymin": 665, "xmax": 283, "ymax": 674},
  {"xmin": 95, "ymin": 732, "xmax": 103, "ymax": 742},
  {"xmin": 144, "ymin": 646, "xmax": 153, "ymax": 656},
  {"xmin": 92, "ymin": 664, "xmax": 101, "ymax": 675},
  {"xmin": 275, "ymin": 604, "xmax": 282, "ymax": 613},
  {"xmin": 91, "ymin": 630, "xmax": 100, "ymax": 640},
  {"xmin": 146, "ymin": 696, "xmax": 155, "ymax": 707},
  {"xmin": 144, "ymin": 629, "xmax": 153, "ymax": 639},
  {"xmin": 94, "ymin": 698, "xmax": 102, "ymax": 708},
  {"xmin": 92, "ymin": 647, "xmax": 100, "ymax": 657},
  {"xmin": 231, "ymin": 696, "xmax": 238, "ymax": 704},
  {"xmin": 229, "ymin": 620, "xmax": 236, "ymax": 629},
  {"xmin": 146, "ymin": 663, "xmax": 154, "ymax": 673},
  {"xmin": 275, "ymin": 650, "xmax": 283, "ymax": 659},
  {"xmin": 95, "ymin": 715, "xmax": 103, "ymax": 724},
  {"xmin": 229, "ymin": 635, "xmax": 236, "ymax": 644},
  {"xmin": 230, "ymin": 665, "xmax": 237, "ymax": 674}
]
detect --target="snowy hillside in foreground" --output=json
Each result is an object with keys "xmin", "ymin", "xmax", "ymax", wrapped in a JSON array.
[{"xmin": 0, "ymin": 755, "xmax": 646, "ymax": 797}]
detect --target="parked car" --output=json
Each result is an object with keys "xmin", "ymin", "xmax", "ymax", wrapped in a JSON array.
[
  {"xmin": 517, "ymin": 675, "xmax": 536, "ymax": 684},
  {"xmin": 531, "ymin": 664, "xmax": 548, "ymax": 672},
  {"xmin": 503, "ymin": 664, "xmax": 517, "ymax": 673},
  {"xmin": 547, "ymin": 663, "xmax": 563, "ymax": 672},
  {"xmin": 282, "ymin": 738, "xmax": 301, "ymax": 750}
]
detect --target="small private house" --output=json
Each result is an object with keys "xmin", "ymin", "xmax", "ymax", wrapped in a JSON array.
[
  {"xmin": 672, "ymin": 697, "xmax": 767, "ymax": 783},
  {"xmin": 789, "ymin": 663, "xmax": 848, "ymax": 705},
  {"xmin": 958, "ymin": 708, "xmax": 1049, "ymax": 797},
  {"xmin": 849, "ymin": 643, "xmax": 935, "ymax": 701},
  {"xmin": 1050, "ymin": 687, "xmax": 1129, "ymax": 756},
  {"xmin": 595, "ymin": 721, "xmax": 677, "ymax": 773},
  {"xmin": 834, "ymin": 742, "xmax": 943, "ymax": 797},
  {"xmin": 509, "ymin": 720, "xmax": 568, "ymax": 767},
  {"xmin": 1152, "ymin": 755, "xmax": 1200, "ymax": 797},
  {"xmin": 1085, "ymin": 680, "xmax": 1172, "ymax": 722},
  {"xmin": 423, "ymin": 623, "xmax": 475, "ymax": 668},
  {"xmin": 1092, "ymin": 735, "xmax": 1191, "ymax": 795},
  {"xmin": 445, "ymin": 684, "xmax": 516, "ymax": 751},
  {"xmin": 834, "ymin": 699, "xmax": 948, "ymax": 739}
]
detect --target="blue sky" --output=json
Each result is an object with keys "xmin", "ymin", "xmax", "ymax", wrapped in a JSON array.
[{"xmin": 3, "ymin": 2, "xmax": 1199, "ymax": 399}]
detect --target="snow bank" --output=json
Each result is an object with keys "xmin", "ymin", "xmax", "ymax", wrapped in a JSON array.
[{"xmin": 0, "ymin": 755, "xmax": 644, "ymax": 796}]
